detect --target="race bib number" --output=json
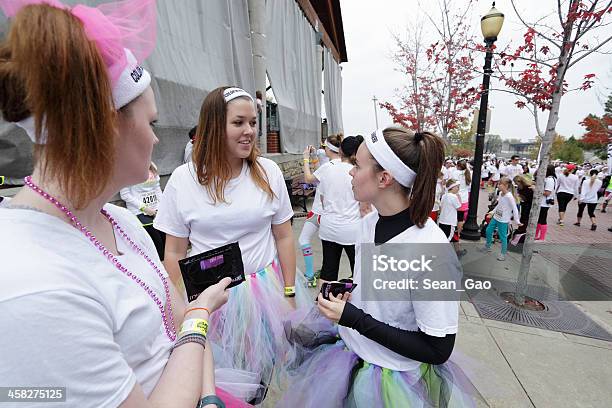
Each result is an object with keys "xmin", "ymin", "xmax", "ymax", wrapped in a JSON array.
[{"xmin": 141, "ymin": 192, "xmax": 159, "ymax": 209}]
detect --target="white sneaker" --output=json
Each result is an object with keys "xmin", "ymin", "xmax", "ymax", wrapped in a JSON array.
[
  {"xmin": 497, "ymin": 254, "xmax": 506, "ymax": 261},
  {"xmin": 479, "ymin": 246, "xmax": 493, "ymax": 253}
]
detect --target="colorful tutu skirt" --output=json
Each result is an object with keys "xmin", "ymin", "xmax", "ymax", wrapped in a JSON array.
[
  {"xmin": 278, "ymin": 307, "xmax": 484, "ymax": 408},
  {"xmin": 209, "ymin": 257, "xmax": 310, "ymax": 403}
]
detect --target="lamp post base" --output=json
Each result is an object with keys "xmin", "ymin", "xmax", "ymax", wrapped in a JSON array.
[{"xmin": 460, "ymin": 220, "xmax": 482, "ymax": 241}]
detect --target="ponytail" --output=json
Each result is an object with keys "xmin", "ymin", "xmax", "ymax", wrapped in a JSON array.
[
  {"xmin": 381, "ymin": 128, "xmax": 445, "ymax": 228},
  {"xmin": 0, "ymin": 4, "xmax": 116, "ymax": 209}
]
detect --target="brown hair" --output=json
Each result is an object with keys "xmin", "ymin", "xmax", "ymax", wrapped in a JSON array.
[
  {"xmin": 374, "ymin": 127, "xmax": 445, "ymax": 228},
  {"xmin": 326, "ymin": 134, "xmax": 343, "ymax": 150},
  {"xmin": 445, "ymin": 178, "xmax": 458, "ymax": 188},
  {"xmin": 0, "ymin": 5, "xmax": 116, "ymax": 209},
  {"xmin": 192, "ymin": 86, "xmax": 274, "ymax": 204},
  {"xmin": 513, "ymin": 174, "xmax": 533, "ymax": 189},
  {"xmin": 456, "ymin": 160, "xmax": 472, "ymax": 185}
]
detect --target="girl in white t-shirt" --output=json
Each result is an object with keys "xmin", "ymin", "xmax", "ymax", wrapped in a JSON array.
[
  {"xmin": 451, "ymin": 160, "xmax": 471, "ymax": 235},
  {"xmin": 438, "ymin": 179, "xmax": 463, "ymax": 257},
  {"xmin": 0, "ymin": 4, "xmax": 242, "ymax": 407},
  {"xmin": 279, "ymin": 128, "xmax": 481, "ymax": 407},
  {"xmin": 155, "ymin": 86, "xmax": 306, "ymax": 401},
  {"xmin": 299, "ymin": 135, "xmax": 342, "ymax": 286},
  {"xmin": 574, "ymin": 170, "xmax": 603, "ymax": 231},
  {"xmin": 316, "ymin": 136, "xmax": 364, "ymax": 288},
  {"xmin": 120, "ymin": 162, "xmax": 165, "ymax": 260},
  {"xmin": 481, "ymin": 177, "xmax": 521, "ymax": 261}
]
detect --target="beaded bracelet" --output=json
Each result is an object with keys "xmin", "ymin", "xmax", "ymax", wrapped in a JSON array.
[{"xmin": 172, "ymin": 333, "xmax": 207, "ymax": 352}]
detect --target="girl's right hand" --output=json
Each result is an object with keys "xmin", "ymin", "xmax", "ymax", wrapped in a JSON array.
[{"xmin": 193, "ymin": 277, "xmax": 232, "ymax": 314}]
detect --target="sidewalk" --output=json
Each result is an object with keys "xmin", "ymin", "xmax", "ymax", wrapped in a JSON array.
[{"xmin": 275, "ymin": 194, "xmax": 612, "ymax": 408}]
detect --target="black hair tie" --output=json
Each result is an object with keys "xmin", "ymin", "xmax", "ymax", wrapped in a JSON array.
[{"xmin": 414, "ymin": 132, "xmax": 425, "ymax": 142}]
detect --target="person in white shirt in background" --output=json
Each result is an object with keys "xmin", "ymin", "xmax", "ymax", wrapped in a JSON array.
[
  {"xmin": 502, "ymin": 155, "xmax": 523, "ymax": 181},
  {"xmin": 555, "ymin": 164, "xmax": 580, "ymax": 226},
  {"xmin": 120, "ymin": 162, "xmax": 165, "ymax": 260},
  {"xmin": 481, "ymin": 177, "xmax": 521, "ymax": 261},
  {"xmin": 431, "ymin": 171, "xmax": 444, "ymax": 222},
  {"xmin": 316, "ymin": 136, "xmax": 364, "ymax": 289},
  {"xmin": 536, "ymin": 164, "xmax": 558, "ymax": 241},
  {"xmin": 480, "ymin": 162, "xmax": 490, "ymax": 189},
  {"xmin": 317, "ymin": 141, "xmax": 331, "ymax": 166},
  {"xmin": 488, "ymin": 159, "xmax": 501, "ymax": 193},
  {"xmin": 451, "ymin": 160, "xmax": 471, "ymax": 236},
  {"xmin": 183, "ymin": 126, "xmax": 197, "ymax": 164},
  {"xmin": 442, "ymin": 159, "xmax": 455, "ymax": 181},
  {"xmin": 299, "ymin": 134, "xmax": 342, "ymax": 286},
  {"xmin": 574, "ymin": 169, "xmax": 603, "ymax": 231},
  {"xmin": 438, "ymin": 179, "xmax": 464, "ymax": 257},
  {"xmin": 155, "ymin": 86, "xmax": 303, "ymax": 402}
]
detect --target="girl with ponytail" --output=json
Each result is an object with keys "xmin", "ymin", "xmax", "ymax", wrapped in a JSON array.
[
  {"xmin": 279, "ymin": 127, "xmax": 482, "ymax": 407},
  {"xmin": 575, "ymin": 169, "xmax": 602, "ymax": 230},
  {"xmin": 0, "ymin": 2, "xmax": 246, "ymax": 407}
]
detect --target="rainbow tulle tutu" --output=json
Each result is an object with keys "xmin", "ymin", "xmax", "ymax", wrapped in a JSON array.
[
  {"xmin": 278, "ymin": 307, "xmax": 484, "ymax": 408},
  {"xmin": 209, "ymin": 258, "xmax": 310, "ymax": 403}
]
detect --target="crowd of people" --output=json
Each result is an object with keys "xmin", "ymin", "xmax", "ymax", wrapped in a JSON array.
[{"xmin": 0, "ymin": 2, "xmax": 610, "ymax": 408}]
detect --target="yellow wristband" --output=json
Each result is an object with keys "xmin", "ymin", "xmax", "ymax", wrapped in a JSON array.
[
  {"xmin": 179, "ymin": 318, "xmax": 208, "ymax": 338},
  {"xmin": 303, "ymin": 159, "xmax": 310, "ymax": 163},
  {"xmin": 284, "ymin": 286, "xmax": 296, "ymax": 297}
]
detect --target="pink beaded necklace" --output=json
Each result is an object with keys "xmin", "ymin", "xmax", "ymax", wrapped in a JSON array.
[{"xmin": 24, "ymin": 176, "xmax": 177, "ymax": 341}]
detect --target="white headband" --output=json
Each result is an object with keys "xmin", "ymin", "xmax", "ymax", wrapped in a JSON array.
[
  {"xmin": 365, "ymin": 129, "xmax": 417, "ymax": 188},
  {"xmin": 326, "ymin": 139, "xmax": 339, "ymax": 153},
  {"xmin": 13, "ymin": 48, "xmax": 151, "ymax": 144},
  {"xmin": 223, "ymin": 87, "xmax": 254, "ymax": 103},
  {"xmin": 446, "ymin": 181, "xmax": 460, "ymax": 191}
]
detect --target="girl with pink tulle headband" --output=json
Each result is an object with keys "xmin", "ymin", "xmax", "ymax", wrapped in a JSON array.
[{"xmin": 0, "ymin": 1, "xmax": 250, "ymax": 407}]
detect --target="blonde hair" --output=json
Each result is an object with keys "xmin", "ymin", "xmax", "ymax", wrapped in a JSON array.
[{"xmin": 499, "ymin": 177, "xmax": 518, "ymax": 203}]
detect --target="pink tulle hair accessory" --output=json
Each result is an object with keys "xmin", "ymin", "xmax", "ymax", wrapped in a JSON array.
[{"xmin": 0, "ymin": 0, "xmax": 157, "ymax": 84}]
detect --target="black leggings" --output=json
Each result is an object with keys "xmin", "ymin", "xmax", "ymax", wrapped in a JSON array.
[
  {"xmin": 538, "ymin": 206, "xmax": 549, "ymax": 225},
  {"xmin": 577, "ymin": 203, "xmax": 596, "ymax": 219},
  {"xmin": 557, "ymin": 192, "xmax": 573, "ymax": 213},
  {"xmin": 320, "ymin": 240, "xmax": 355, "ymax": 281}
]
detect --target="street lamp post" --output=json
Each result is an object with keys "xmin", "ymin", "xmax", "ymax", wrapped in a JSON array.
[
  {"xmin": 461, "ymin": 2, "xmax": 504, "ymax": 241},
  {"xmin": 372, "ymin": 95, "xmax": 379, "ymax": 128}
]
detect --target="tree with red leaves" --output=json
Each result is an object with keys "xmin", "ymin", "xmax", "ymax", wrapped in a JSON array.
[
  {"xmin": 381, "ymin": 0, "xmax": 481, "ymax": 139},
  {"xmin": 580, "ymin": 113, "xmax": 612, "ymax": 147},
  {"xmin": 490, "ymin": 0, "xmax": 612, "ymax": 304}
]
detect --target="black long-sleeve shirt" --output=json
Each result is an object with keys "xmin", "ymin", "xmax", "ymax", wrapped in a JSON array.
[{"xmin": 338, "ymin": 207, "xmax": 456, "ymax": 365}]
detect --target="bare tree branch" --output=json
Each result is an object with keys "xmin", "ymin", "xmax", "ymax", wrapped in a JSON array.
[
  {"xmin": 569, "ymin": 35, "xmax": 612, "ymax": 67},
  {"xmin": 510, "ymin": 0, "xmax": 562, "ymax": 49}
]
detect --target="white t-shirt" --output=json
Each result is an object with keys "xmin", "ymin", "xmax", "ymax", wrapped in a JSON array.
[
  {"xmin": 439, "ymin": 192, "xmax": 461, "ymax": 226},
  {"xmin": 318, "ymin": 161, "xmax": 360, "ymax": 245},
  {"xmin": 311, "ymin": 159, "xmax": 337, "ymax": 214},
  {"xmin": 481, "ymin": 164, "xmax": 489, "ymax": 179},
  {"xmin": 450, "ymin": 168, "xmax": 469, "ymax": 203},
  {"xmin": 0, "ymin": 205, "xmax": 173, "ymax": 407},
  {"xmin": 120, "ymin": 174, "xmax": 163, "ymax": 215},
  {"xmin": 493, "ymin": 191, "xmax": 520, "ymax": 224},
  {"xmin": 488, "ymin": 164, "xmax": 500, "ymax": 181},
  {"xmin": 503, "ymin": 163, "xmax": 523, "ymax": 180},
  {"xmin": 579, "ymin": 178, "xmax": 603, "ymax": 203},
  {"xmin": 556, "ymin": 173, "xmax": 580, "ymax": 196},
  {"xmin": 540, "ymin": 176, "xmax": 557, "ymax": 207},
  {"xmin": 184, "ymin": 140, "xmax": 193, "ymax": 164},
  {"xmin": 338, "ymin": 212, "xmax": 459, "ymax": 371},
  {"xmin": 154, "ymin": 158, "xmax": 293, "ymax": 274},
  {"xmin": 442, "ymin": 166, "xmax": 455, "ymax": 181}
]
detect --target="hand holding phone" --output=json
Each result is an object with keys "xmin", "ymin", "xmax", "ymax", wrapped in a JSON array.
[{"xmin": 320, "ymin": 279, "xmax": 357, "ymax": 300}]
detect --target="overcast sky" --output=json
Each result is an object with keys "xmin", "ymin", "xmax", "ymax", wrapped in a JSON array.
[{"xmin": 337, "ymin": 0, "xmax": 612, "ymax": 141}]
